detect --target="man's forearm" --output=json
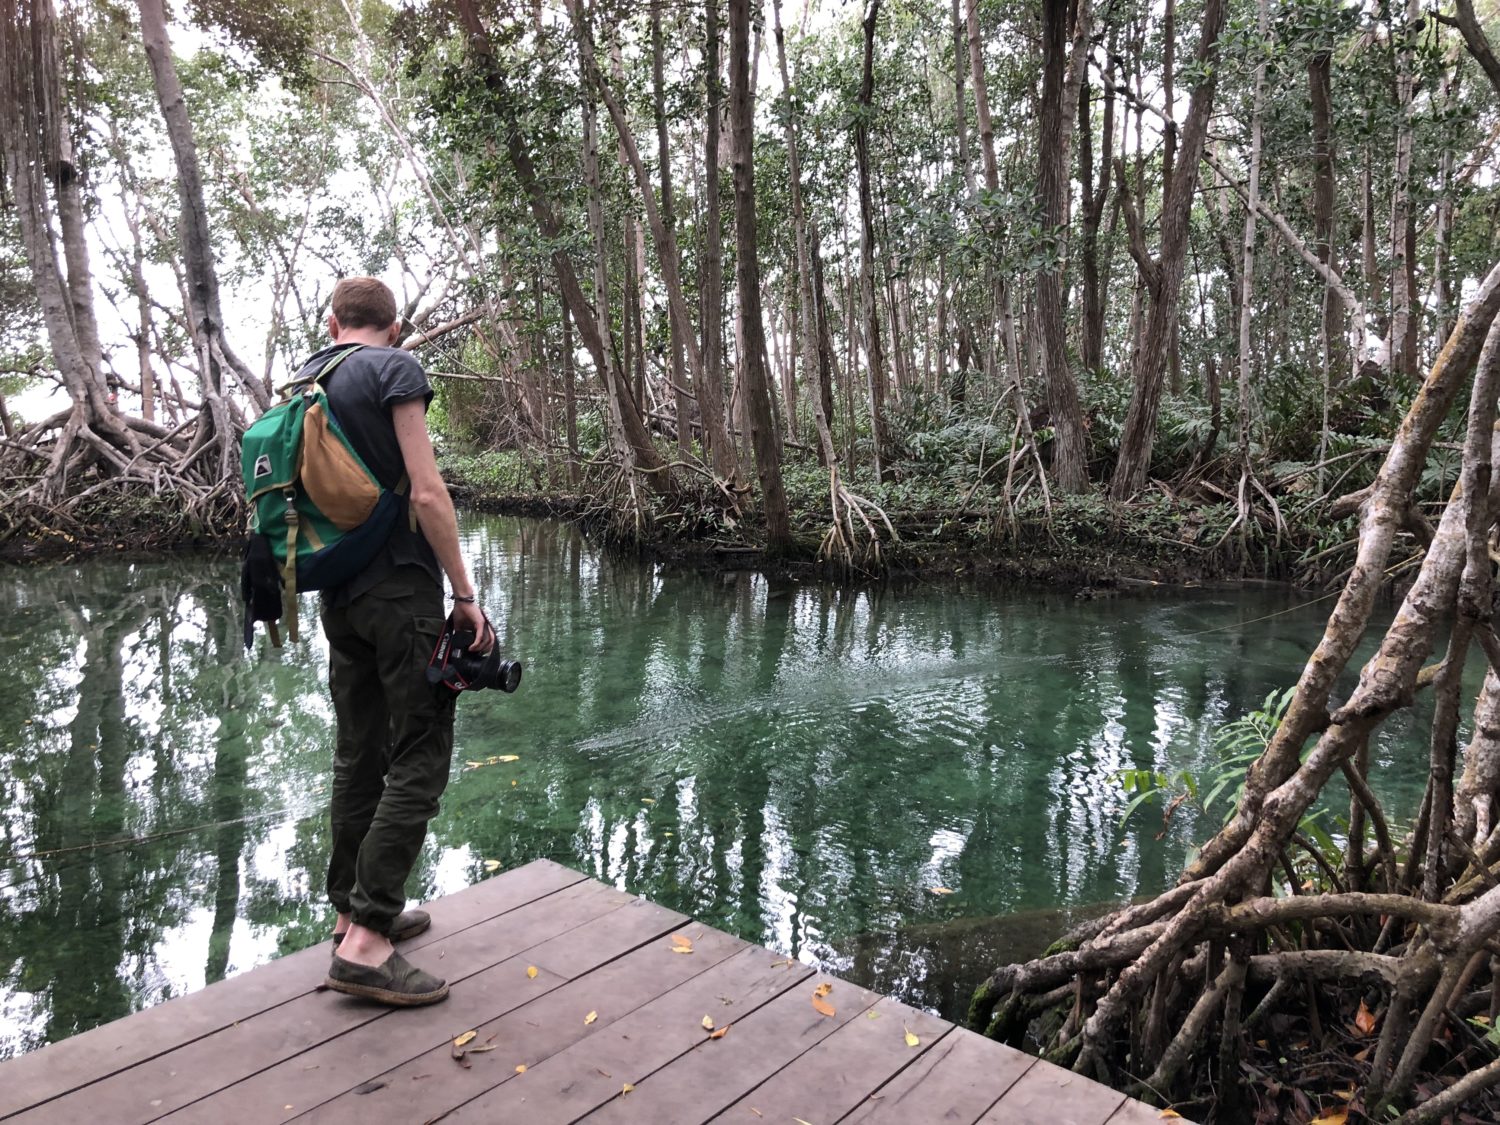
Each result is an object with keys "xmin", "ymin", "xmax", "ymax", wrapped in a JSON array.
[{"xmin": 411, "ymin": 488, "xmax": 473, "ymax": 596}]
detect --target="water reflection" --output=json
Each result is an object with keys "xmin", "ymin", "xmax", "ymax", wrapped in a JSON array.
[{"xmin": 0, "ymin": 518, "xmax": 1433, "ymax": 1057}]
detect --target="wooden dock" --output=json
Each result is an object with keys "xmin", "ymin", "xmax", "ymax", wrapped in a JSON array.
[{"xmin": 0, "ymin": 859, "xmax": 1177, "ymax": 1124}]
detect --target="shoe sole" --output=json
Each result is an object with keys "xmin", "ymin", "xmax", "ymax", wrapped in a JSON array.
[{"xmin": 322, "ymin": 976, "xmax": 450, "ymax": 1007}]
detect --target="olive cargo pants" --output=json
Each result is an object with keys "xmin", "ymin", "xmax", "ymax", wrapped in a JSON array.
[{"xmin": 321, "ymin": 565, "xmax": 456, "ymax": 934}]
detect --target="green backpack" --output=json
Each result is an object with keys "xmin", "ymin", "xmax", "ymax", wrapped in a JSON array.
[{"xmin": 239, "ymin": 345, "xmax": 406, "ymax": 647}]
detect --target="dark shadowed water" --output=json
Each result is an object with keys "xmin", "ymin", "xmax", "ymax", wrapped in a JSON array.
[{"xmin": 0, "ymin": 514, "xmax": 1435, "ymax": 1057}]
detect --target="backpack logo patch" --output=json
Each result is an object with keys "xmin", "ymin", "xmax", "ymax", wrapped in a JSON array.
[{"xmin": 253, "ymin": 453, "xmax": 272, "ymax": 479}]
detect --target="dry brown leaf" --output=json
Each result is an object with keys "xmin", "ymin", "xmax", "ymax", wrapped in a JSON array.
[
  {"xmin": 527, "ymin": 966, "xmax": 539, "ymax": 980},
  {"xmin": 1308, "ymin": 1110, "xmax": 1348, "ymax": 1125},
  {"xmin": 813, "ymin": 982, "xmax": 833, "ymax": 998},
  {"xmin": 1353, "ymin": 1046, "xmax": 1372, "ymax": 1062},
  {"xmin": 622, "ymin": 1083, "xmax": 636, "ymax": 1095},
  {"xmin": 702, "ymin": 1015, "xmax": 716, "ymax": 1031},
  {"xmin": 671, "ymin": 934, "xmax": 694, "ymax": 950},
  {"xmin": 709, "ymin": 1024, "xmax": 730, "ymax": 1040},
  {"xmin": 812, "ymin": 995, "xmax": 836, "ymax": 1018},
  {"xmin": 1353, "ymin": 999, "xmax": 1377, "ymax": 1036},
  {"xmin": 670, "ymin": 947, "xmax": 694, "ymax": 955},
  {"xmin": 903, "ymin": 1026, "xmax": 919, "ymax": 1048},
  {"xmin": 584, "ymin": 1010, "xmax": 598, "ymax": 1025},
  {"xmin": 453, "ymin": 1030, "xmax": 477, "ymax": 1048}
]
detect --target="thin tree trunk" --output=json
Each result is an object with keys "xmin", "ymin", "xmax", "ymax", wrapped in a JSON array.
[
  {"xmin": 1390, "ymin": 0, "xmax": 1420, "ymax": 382},
  {"xmin": 728, "ymin": 0, "xmax": 791, "ymax": 549},
  {"xmin": 856, "ymin": 0, "xmax": 890, "ymax": 482},
  {"xmin": 1035, "ymin": 0, "xmax": 1092, "ymax": 492},
  {"xmin": 1109, "ymin": 0, "xmax": 1228, "ymax": 498},
  {"xmin": 700, "ymin": 0, "xmax": 738, "ymax": 481}
]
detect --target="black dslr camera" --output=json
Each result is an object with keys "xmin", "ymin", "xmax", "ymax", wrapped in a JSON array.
[{"xmin": 427, "ymin": 618, "xmax": 522, "ymax": 694}]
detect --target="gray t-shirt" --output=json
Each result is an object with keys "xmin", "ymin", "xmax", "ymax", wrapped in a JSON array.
[{"xmin": 294, "ymin": 343, "xmax": 441, "ymax": 603}]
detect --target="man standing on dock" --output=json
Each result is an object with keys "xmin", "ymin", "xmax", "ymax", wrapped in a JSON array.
[{"xmin": 310, "ymin": 277, "xmax": 491, "ymax": 1007}]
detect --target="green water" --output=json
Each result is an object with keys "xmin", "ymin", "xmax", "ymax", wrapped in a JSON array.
[{"xmin": 0, "ymin": 514, "xmax": 1435, "ymax": 1058}]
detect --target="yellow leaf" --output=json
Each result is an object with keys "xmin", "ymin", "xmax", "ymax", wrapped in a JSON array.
[
  {"xmin": 453, "ymin": 1031, "xmax": 477, "ymax": 1048},
  {"xmin": 497, "ymin": 755, "xmax": 520, "ymax": 762},
  {"xmin": 670, "ymin": 947, "xmax": 694, "ymax": 954},
  {"xmin": 527, "ymin": 966, "xmax": 539, "ymax": 980},
  {"xmin": 484, "ymin": 860, "xmax": 502, "ymax": 873},
  {"xmin": 1353, "ymin": 999, "xmax": 1377, "ymax": 1036},
  {"xmin": 709, "ymin": 1024, "xmax": 730, "ymax": 1039},
  {"xmin": 930, "ymin": 887, "xmax": 955, "ymax": 895},
  {"xmin": 866, "ymin": 1011, "xmax": 881, "ymax": 1020},
  {"xmin": 1334, "ymin": 1088, "xmax": 1357, "ymax": 1102},
  {"xmin": 642, "ymin": 797, "xmax": 656, "ymax": 804},
  {"xmin": 671, "ymin": 934, "xmax": 693, "ymax": 951},
  {"xmin": 903, "ymin": 1026, "xmax": 919, "ymax": 1048},
  {"xmin": 512, "ymin": 780, "xmax": 517, "ymax": 787},
  {"xmin": 622, "ymin": 1083, "xmax": 635, "ymax": 1095},
  {"xmin": 813, "ymin": 982, "xmax": 833, "ymax": 998},
  {"xmin": 794, "ymin": 1119, "xmax": 814, "ymax": 1125},
  {"xmin": 515, "ymin": 1065, "xmax": 527, "ymax": 1074},
  {"xmin": 1159, "ymin": 1111, "xmax": 1183, "ymax": 1120},
  {"xmin": 812, "ymin": 995, "xmax": 836, "ymax": 1018},
  {"xmin": 1308, "ymin": 1111, "xmax": 1348, "ymax": 1125},
  {"xmin": 702, "ymin": 1015, "xmax": 716, "ymax": 1031},
  {"xmin": 584, "ymin": 1010, "xmax": 598, "ymax": 1025}
]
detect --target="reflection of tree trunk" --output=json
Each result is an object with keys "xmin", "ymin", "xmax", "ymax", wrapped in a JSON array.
[{"xmin": 206, "ymin": 619, "xmax": 249, "ymax": 984}]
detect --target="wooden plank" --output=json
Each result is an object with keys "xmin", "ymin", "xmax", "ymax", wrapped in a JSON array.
[
  {"xmin": 977, "ymin": 1058, "xmax": 1127, "ymax": 1125},
  {"xmin": 161, "ymin": 895, "xmax": 690, "ymax": 1125},
  {"xmin": 582, "ymin": 967, "xmax": 877, "ymax": 1125},
  {"xmin": 298, "ymin": 915, "xmax": 758, "ymax": 1124},
  {"xmin": 10, "ymin": 874, "xmax": 620, "ymax": 1125},
  {"xmin": 0, "ymin": 858, "xmax": 583, "ymax": 1120},
  {"xmin": 441, "ymin": 944, "xmax": 815, "ymax": 1124},
  {"xmin": 840, "ymin": 1027, "xmax": 1037, "ymax": 1125},
  {"xmin": 710, "ymin": 995, "xmax": 951, "ymax": 1125}
]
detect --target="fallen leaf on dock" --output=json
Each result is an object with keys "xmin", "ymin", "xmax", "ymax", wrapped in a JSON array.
[
  {"xmin": 813, "ymin": 982, "xmax": 832, "ymax": 997},
  {"xmin": 709, "ymin": 1024, "xmax": 730, "ymax": 1039},
  {"xmin": 702, "ymin": 1015, "xmax": 715, "ymax": 1031},
  {"xmin": 453, "ymin": 1031, "xmax": 477, "ymax": 1048},
  {"xmin": 811, "ymin": 991, "xmax": 836, "ymax": 1018},
  {"xmin": 903, "ymin": 1026, "xmax": 919, "ymax": 1048},
  {"xmin": 515, "ymin": 1065, "xmax": 527, "ymax": 1074},
  {"xmin": 671, "ymin": 934, "xmax": 693, "ymax": 952},
  {"xmin": 584, "ymin": 1010, "xmax": 598, "ymax": 1025},
  {"xmin": 527, "ymin": 966, "xmax": 539, "ymax": 979},
  {"xmin": 622, "ymin": 1083, "xmax": 635, "ymax": 1095},
  {"xmin": 466, "ymin": 1044, "xmax": 497, "ymax": 1054},
  {"xmin": 866, "ymin": 1011, "xmax": 881, "ymax": 1020},
  {"xmin": 1158, "ymin": 1111, "xmax": 1182, "ymax": 1120}
]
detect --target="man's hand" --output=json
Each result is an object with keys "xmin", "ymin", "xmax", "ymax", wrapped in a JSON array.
[{"xmin": 451, "ymin": 600, "xmax": 494, "ymax": 654}]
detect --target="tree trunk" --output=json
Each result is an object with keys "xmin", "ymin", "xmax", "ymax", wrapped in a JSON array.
[
  {"xmin": 1389, "ymin": 0, "xmax": 1420, "ymax": 382},
  {"xmin": 699, "ymin": 0, "xmax": 738, "ymax": 482},
  {"xmin": 1034, "ymin": 0, "xmax": 1092, "ymax": 492},
  {"xmin": 855, "ymin": 0, "xmax": 890, "ymax": 482},
  {"xmin": 1308, "ymin": 47, "xmax": 1343, "ymax": 382},
  {"xmin": 454, "ymin": 0, "xmax": 669, "ymax": 493},
  {"xmin": 1108, "ymin": 0, "xmax": 1228, "ymax": 499},
  {"xmin": 137, "ymin": 0, "xmax": 265, "ymax": 489},
  {"xmin": 728, "ymin": 0, "xmax": 791, "ymax": 550},
  {"xmin": 650, "ymin": 0, "xmax": 691, "ymax": 457},
  {"xmin": 1078, "ymin": 36, "xmax": 1115, "ymax": 375}
]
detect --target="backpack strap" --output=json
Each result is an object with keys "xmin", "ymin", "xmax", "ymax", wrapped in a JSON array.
[
  {"xmin": 276, "ymin": 344, "xmax": 366, "ymax": 400},
  {"xmin": 282, "ymin": 488, "xmax": 300, "ymax": 643}
]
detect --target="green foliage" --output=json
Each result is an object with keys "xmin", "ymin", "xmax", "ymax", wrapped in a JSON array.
[{"xmin": 1116, "ymin": 686, "xmax": 1296, "ymax": 836}]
